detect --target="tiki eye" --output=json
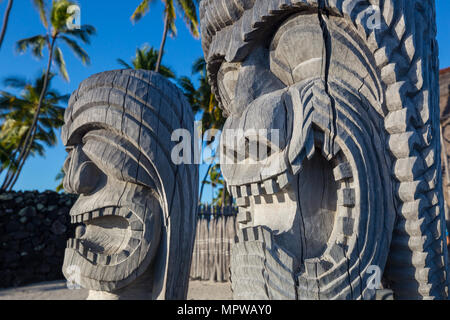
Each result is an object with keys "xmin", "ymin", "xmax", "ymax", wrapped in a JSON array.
[
  {"xmin": 217, "ymin": 62, "xmax": 240, "ymax": 111},
  {"xmin": 270, "ymin": 13, "xmax": 324, "ymax": 85}
]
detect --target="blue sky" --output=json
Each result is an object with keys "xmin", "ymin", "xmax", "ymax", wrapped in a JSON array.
[{"xmin": 0, "ymin": 1, "xmax": 449, "ymax": 201}]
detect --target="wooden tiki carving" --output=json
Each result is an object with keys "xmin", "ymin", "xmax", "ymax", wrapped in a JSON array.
[
  {"xmin": 200, "ymin": 0, "xmax": 448, "ymax": 299},
  {"xmin": 61, "ymin": 70, "xmax": 198, "ymax": 300}
]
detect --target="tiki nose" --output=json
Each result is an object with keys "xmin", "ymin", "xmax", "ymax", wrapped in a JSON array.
[
  {"xmin": 63, "ymin": 145, "xmax": 101, "ymax": 195},
  {"xmin": 72, "ymin": 161, "xmax": 101, "ymax": 195}
]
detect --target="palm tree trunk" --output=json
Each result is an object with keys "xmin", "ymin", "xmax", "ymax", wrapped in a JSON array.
[
  {"xmin": 1, "ymin": 35, "xmax": 56, "ymax": 191},
  {"xmin": 0, "ymin": 133, "xmax": 25, "ymax": 190},
  {"xmin": 155, "ymin": 10, "xmax": 169, "ymax": 73},
  {"xmin": 0, "ymin": 0, "xmax": 13, "ymax": 51},
  {"xmin": 221, "ymin": 181, "xmax": 226, "ymax": 209},
  {"xmin": 7, "ymin": 127, "xmax": 34, "ymax": 191}
]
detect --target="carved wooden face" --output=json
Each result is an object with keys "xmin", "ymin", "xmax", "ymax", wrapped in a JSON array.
[
  {"xmin": 61, "ymin": 127, "xmax": 162, "ymax": 291},
  {"xmin": 215, "ymin": 11, "xmax": 395, "ymax": 299},
  {"xmin": 60, "ymin": 69, "xmax": 198, "ymax": 299},
  {"xmin": 217, "ymin": 13, "xmax": 329, "ymax": 190}
]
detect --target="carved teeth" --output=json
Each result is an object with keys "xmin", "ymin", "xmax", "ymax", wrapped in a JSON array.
[
  {"xmin": 240, "ymin": 185, "xmax": 251, "ymax": 197},
  {"xmin": 338, "ymin": 188, "xmax": 356, "ymax": 207},
  {"xmin": 97, "ymin": 254, "xmax": 108, "ymax": 265},
  {"xmin": 66, "ymin": 239, "xmax": 74, "ymax": 248},
  {"xmin": 91, "ymin": 210, "xmax": 101, "ymax": 219},
  {"xmin": 230, "ymin": 185, "xmax": 240, "ymax": 198},
  {"xmin": 75, "ymin": 225, "xmax": 86, "ymax": 238},
  {"xmin": 230, "ymin": 173, "xmax": 292, "ymax": 200},
  {"xmin": 236, "ymin": 197, "xmax": 250, "ymax": 207},
  {"xmin": 237, "ymin": 207, "xmax": 252, "ymax": 224},
  {"xmin": 131, "ymin": 230, "xmax": 143, "ymax": 239},
  {"xmin": 251, "ymin": 183, "xmax": 263, "ymax": 195},
  {"xmin": 276, "ymin": 173, "xmax": 292, "ymax": 190},
  {"xmin": 86, "ymin": 250, "xmax": 97, "ymax": 262},
  {"xmin": 108, "ymin": 255, "xmax": 118, "ymax": 265},
  {"xmin": 74, "ymin": 239, "xmax": 81, "ymax": 250},
  {"xmin": 117, "ymin": 250, "xmax": 130, "ymax": 262},
  {"xmin": 70, "ymin": 207, "xmax": 138, "ymax": 224},
  {"xmin": 80, "ymin": 243, "xmax": 88, "ymax": 256},
  {"xmin": 128, "ymin": 238, "xmax": 141, "ymax": 249},
  {"xmin": 66, "ymin": 207, "xmax": 144, "ymax": 264},
  {"xmin": 130, "ymin": 220, "xmax": 143, "ymax": 231},
  {"xmin": 333, "ymin": 162, "xmax": 353, "ymax": 181},
  {"xmin": 264, "ymin": 179, "xmax": 279, "ymax": 194},
  {"xmin": 103, "ymin": 207, "xmax": 115, "ymax": 216}
]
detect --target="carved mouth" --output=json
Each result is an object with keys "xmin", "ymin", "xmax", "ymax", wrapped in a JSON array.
[{"xmin": 67, "ymin": 207, "xmax": 143, "ymax": 265}]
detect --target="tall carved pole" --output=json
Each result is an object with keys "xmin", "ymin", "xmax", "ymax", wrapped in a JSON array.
[
  {"xmin": 200, "ymin": 0, "xmax": 448, "ymax": 299},
  {"xmin": 61, "ymin": 70, "xmax": 198, "ymax": 299}
]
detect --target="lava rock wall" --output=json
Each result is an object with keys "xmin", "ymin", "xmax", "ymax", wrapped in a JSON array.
[{"xmin": 0, "ymin": 191, "xmax": 77, "ymax": 288}]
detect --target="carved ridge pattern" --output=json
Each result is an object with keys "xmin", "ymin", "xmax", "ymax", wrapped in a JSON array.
[{"xmin": 231, "ymin": 226, "xmax": 298, "ymax": 300}]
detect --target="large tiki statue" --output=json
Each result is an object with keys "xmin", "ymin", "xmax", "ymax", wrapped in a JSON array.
[
  {"xmin": 200, "ymin": 0, "xmax": 449, "ymax": 299},
  {"xmin": 61, "ymin": 70, "xmax": 198, "ymax": 299}
]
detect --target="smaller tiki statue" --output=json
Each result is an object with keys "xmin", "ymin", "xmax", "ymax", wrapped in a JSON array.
[
  {"xmin": 200, "ymin": 0, "xmax": 449, "ymax": 299},
  {"xmin": 61, "ymin": 70, "xmax": 198, "ymax": 300}
]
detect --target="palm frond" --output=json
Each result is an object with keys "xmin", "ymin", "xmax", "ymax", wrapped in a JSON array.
[
  {"xmin": 166, "ymin": 0, "xmax": 177, "ymax": 37},
  {"xmin": 159, "ymin": 65, "xmax": 175, "ymax": 79},
  {"xmin": 175, "ymin": 0, "xmax": 199, "ymax": 38},
  {"xmin": 50, "ymin": 0, "xmax": 75, "ymax": 31},
  {"xmin": 53, "ymin": 46, "xmax": 70, "ymax": 81},
  {"xmin": 192, "ymin": 57, "xmax": 206, "ymax": 75},
  {"xmin": 117, "ymin": 45, "xmax": 175, "ymax": 78},
  {"xmin": 117, "ymin": 58, "xmax": 132, "ymax": 69},
  {"xmin": 131, "ymin": 0, "xmax": 153, "ymax": 22},
  {"xmin": 3, "ymin": 77, "xmax": 27, "ymax": 89},
  {"xmin": 60, "ymin": 35, "xmax": 90, "ymax": 65},
  {"xmin": 32, "ymin": 0, "xmax": 48, "ymax": 28},
  {"xmin": 0, "ymin": 71, "xmax": 67, "ymax": 173},
  {"xmin": 61, "ymin": 25, "xmax": 96, "ymax": 44},
  {"xmin": 16, "ymin": 35, "xmax": 48, "ymax": 57}
]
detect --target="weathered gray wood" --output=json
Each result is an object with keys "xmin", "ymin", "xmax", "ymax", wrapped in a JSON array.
[
  {"xmin": 201, "ymin": 0, "xmax": 448, "ymax": 300},
  {"xmin": 61, "ymin": 69, "xmax": 198, "ymax": 300},
  {"xmin": 188, "ymin": 207, "xmax": 238, "ymax": 282}
]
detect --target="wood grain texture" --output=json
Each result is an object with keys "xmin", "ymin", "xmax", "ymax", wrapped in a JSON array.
[
  {"xmin": 201, "ymin": 0, "xmax": 448, "ymax": 300},
  {"xmin": 61, "ymin": 70, "xmax": 198, "ymax": 299}
]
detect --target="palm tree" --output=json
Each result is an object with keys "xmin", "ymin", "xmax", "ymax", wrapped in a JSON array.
[
  {"xmin": 2, "ymin": 0, "xmax": 95, "ymax": 191},
  {"xmin": 55, "ymin": 167, "xmax": 64, "ymax": 192},
  {"xmin": 117, "ymin": 45, "xmax": 175, "ymax": 78},
  {"xmin": 0, "ymin": 72, "xmax": 68, "ymax": 190},
  {"xmin": 131, "ymin": 0, "xmax": 199, "ymax": 73},
  {"xmin": 204, "ymin": 164, "xmax": 231, "ymax": 208},
  {"xmin": 0, "ymin": 0, "xmax": 13, "ymax": 50}
]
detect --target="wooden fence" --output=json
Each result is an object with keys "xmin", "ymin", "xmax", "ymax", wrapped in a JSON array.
[{"xmin": 190, "ymin": 205, "xmax": 238, "ymax": 282}]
